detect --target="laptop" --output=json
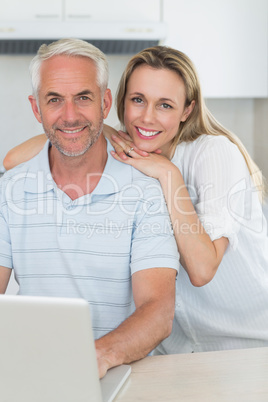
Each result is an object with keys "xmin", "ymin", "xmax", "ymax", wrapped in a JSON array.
[{"xmin": 0, "ymin": 295, "xmax": 131, "ymax": 402}]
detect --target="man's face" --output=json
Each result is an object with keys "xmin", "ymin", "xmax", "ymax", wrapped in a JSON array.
[{"xmin": 29, "ymin": 55, "xmax": 112, "ymax": 157}]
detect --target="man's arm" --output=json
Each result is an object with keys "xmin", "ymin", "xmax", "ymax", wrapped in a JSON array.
[
  {"xmin": 0, "ymin": 267, "xmax": 12, "ymax": 294},
  {"xmin": 95, "ymin": 267, "xmax": 176, "ymax": 378}
]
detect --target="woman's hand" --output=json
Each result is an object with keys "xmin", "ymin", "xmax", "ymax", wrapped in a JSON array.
[
  {"xmin": 111, "ymin": 130, "xmax": 151, "ymax": 160},
  {"xmin": 103, "ymin": 125, "xmax": 152, "ymax": 159},
  {"xmin": 110, "ymin": 131, "xmax": 173, "ymax": 180}
]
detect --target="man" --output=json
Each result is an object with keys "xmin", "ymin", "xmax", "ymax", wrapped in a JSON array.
[{"xmin": 0, "ymin": 39, "xmax": 179, "ymax": 377}]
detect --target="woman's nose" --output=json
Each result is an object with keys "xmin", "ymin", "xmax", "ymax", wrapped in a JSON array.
[{"xmin": 141, "ymin": 104, "xmax": 155, "ymax": 123}]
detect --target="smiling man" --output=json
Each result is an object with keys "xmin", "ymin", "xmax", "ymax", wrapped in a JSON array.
[
  {"xmin": 28, "ymin": 50, "xmax": 111, "ymax": 199},
  {"xmin": 31, "ymin": 55, "xmax": 106, "ymax": 158},
  {"xmin": 0, "ymin": 39, "xmax": 179, "ymax": 378}
]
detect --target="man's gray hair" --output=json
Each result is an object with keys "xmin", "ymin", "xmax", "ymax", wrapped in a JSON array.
[{"xmin": 29, "ymin": 38, "xmax": 109, "ymax": 99}]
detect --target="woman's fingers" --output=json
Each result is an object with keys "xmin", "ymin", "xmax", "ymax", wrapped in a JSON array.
[
  {"xmin": 117, "ymin": 130, "xmax": 132, "ymax": 142},
  {"xmin": 110, "ymin": 150, "xmax": 134, "ymax": 164},
  {"xmin": 109, "ymin": 134, "xmax": 126, "ymax": 159},
  {"xmin": 111, "ymin": 134, "xmax": 129, "ymax": 149},
  {"xmin": 112, "ymin": 133, "xmax": 149, "ymax": 158},
  {"xmin": 118, "ymin": 132, "xmax": 150, "ymax": 157},
  {"xmin": 111, "ymin": 134, "xmax": 136, "ymax": 159},
  {"xmin": 112, "ymin": 142, "xmax": 128, "ymax": 160},
  {"xmin": 118, "ymin": 131, "xmax": 150, "ymax": 156}
]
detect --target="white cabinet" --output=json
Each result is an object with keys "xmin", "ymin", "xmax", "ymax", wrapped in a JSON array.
[
  {"xmin": 0, "ymin": 0, "xmax": 165, "ymax": 50},
  {"xmin": 163, "ymin": 0, "xmax": 268, "ymax": 98},
  {"xmin": 0, "ymin": 0, "xmax": 62, "ymax": 21},
  {"xmin": 0, "ymin": 0, "xmax": 162, "ymax": 23},
  {"xmin": 64, "ymin": 0, "xmax": 161, "ymax": 22}
]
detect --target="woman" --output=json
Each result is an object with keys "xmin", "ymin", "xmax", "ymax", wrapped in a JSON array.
[{"xmin": 4, "ymin": 46, "xmax": 268, "ymax": 353}]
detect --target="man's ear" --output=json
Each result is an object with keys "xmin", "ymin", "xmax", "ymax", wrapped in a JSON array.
[
  {"xmin": 102, "ymin": 89, "xmax": 113, "ymax": 120},
  {"xmin": 181, "ymin": 100, "xmax": 195, "ymax": 122},
  {"xmin": 28, "ymin": 95, "xmax": 42, "ymax": 123}
]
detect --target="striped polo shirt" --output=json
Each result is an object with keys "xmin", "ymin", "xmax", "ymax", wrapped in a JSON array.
[{"xmin": 0, "ymin": 140, "xmax": 179, "ymax": 339}]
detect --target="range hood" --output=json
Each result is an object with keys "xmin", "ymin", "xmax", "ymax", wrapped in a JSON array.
[{"xmin": 0, "ymin": 21, "xmax": 167, "ymax": 55}]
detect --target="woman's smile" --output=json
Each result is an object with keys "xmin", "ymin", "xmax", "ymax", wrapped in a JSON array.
[{"xmin": 136, "ymin": 126, "xmax": 162, "ymax": 139}]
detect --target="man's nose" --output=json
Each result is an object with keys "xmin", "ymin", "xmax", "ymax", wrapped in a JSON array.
[{"xmin": 61, "ymin": 101, "xmax": 79, "ymax": 122}]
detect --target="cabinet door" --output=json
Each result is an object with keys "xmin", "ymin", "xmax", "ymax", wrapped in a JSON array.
[
  {"xmin": 163, "ymin": 0, "xmax": 268, "ymax": 98},
  {"xmin": 0, "ymin": 0, "xmax": 62, "ymax": 21},
  {"xmin": 65, "ymin": 0, "xmax": 161, "ymax": 22}
]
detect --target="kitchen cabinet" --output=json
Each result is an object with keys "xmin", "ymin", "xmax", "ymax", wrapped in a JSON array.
[
  {"xmin": 163, "ymin": 0, "xmax": 268, "ymax": 98},
  {"xmin": 0, "ymin": 0, "xmax": 162, "ymax": 23},
  {"xmin": 0, "ymin": 0, "xmax": 165, "ymax": 55},
  {"xmin": 64, "ymin": 0, "xmax": 161, "ymax": 22},
  {"xmin": 0, "ymin": 0, "xmax": 62, "ymax": 21}
]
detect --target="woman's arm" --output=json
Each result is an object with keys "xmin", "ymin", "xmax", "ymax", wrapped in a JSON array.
[
  {"xmin": 110, "ymin": 134, "xmax": 229, "ymax": 287},
  {"xmin": 3, "ymin": 134, "xmax": 47, "ymax": 170},
  {"xmin": 157, "ymin": 162, "xmax": 229, "ymax": 286}
]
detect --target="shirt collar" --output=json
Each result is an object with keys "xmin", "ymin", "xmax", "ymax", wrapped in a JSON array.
[
  {"xmin": 23, "ymin": 139, "xmax": 132, "ymax": 195},
  {"xmin": 92, "ymin": 139, "xmax": 132, "ymax": 195}
]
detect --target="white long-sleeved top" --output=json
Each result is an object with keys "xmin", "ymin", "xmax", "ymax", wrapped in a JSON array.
[{"xmin": 156, "ymin": 134, "xmax": 268, "ymax": 354}]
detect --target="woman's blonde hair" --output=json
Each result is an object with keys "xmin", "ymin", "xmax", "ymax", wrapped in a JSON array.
[{"xmin": 116, "ymin": 45, "xmax": 266, "ymax": 199}]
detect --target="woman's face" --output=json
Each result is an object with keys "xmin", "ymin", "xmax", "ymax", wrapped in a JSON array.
[{"xmin": 123, "ymin": 65, "xmax": 193, "ymax": 157}]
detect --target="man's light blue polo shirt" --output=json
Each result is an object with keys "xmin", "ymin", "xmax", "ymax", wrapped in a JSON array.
[{"xmin": 0, "ymin": 140, "xmax": 179, "ymax": 339}]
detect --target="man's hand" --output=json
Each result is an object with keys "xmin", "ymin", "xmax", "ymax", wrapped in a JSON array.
[
  {"xmin": 95, "ymin": 346, "xmax": 113, "ymax": 378},
  {"xmin": 94, "ymin": 267, "xmax": 176, "ymax": 378}
]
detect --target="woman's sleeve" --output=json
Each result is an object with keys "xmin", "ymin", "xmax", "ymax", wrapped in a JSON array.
[{"xmin": 192, "ymin": 136, "xmax": 253, "ymax": 250}]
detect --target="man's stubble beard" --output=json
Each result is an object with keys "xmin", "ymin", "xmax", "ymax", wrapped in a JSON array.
[{"xmin": 42, "ymin": 112, "xmax": 104, "ymax": 158}]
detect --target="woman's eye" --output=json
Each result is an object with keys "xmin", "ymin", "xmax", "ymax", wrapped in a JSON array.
[{"xmin": 132, "ymin": 97, "xmax": 143, "ymax": 104}]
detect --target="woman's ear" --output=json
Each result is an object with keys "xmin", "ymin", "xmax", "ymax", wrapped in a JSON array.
[{"xmin": 181, "ymin": 100, "xmax": 195, "ymax": 122}]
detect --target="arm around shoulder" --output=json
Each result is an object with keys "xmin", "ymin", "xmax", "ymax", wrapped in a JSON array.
[{"xmin": 3, "ymin": 134, "xmax": 47, "ymax": 170}]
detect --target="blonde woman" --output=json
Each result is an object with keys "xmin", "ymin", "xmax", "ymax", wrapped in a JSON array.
[{"xmin": 4, "ymin": 46, "xmax": 268, "ymax": 354}]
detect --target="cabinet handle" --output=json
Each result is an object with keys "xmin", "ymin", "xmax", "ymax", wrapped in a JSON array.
[
  {"xmin": 67, "ymin": 15, "xmax": 92, "ymax": 19},
  {"xmin": 35, "ymin": 15, "xmax": 60, "ymax": 19}
]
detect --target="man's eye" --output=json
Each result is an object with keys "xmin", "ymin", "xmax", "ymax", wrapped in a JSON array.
[
  {"xmin": 161, "ymin": 103, "xmax": 172, "ymax": 109},
  {"xmin": 79, "ymin": 96, "xmax": 90, "ymax": 101},
  {"xmin": 48, "ymin": 98, "xmax": 59, "ymax": 103}
]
